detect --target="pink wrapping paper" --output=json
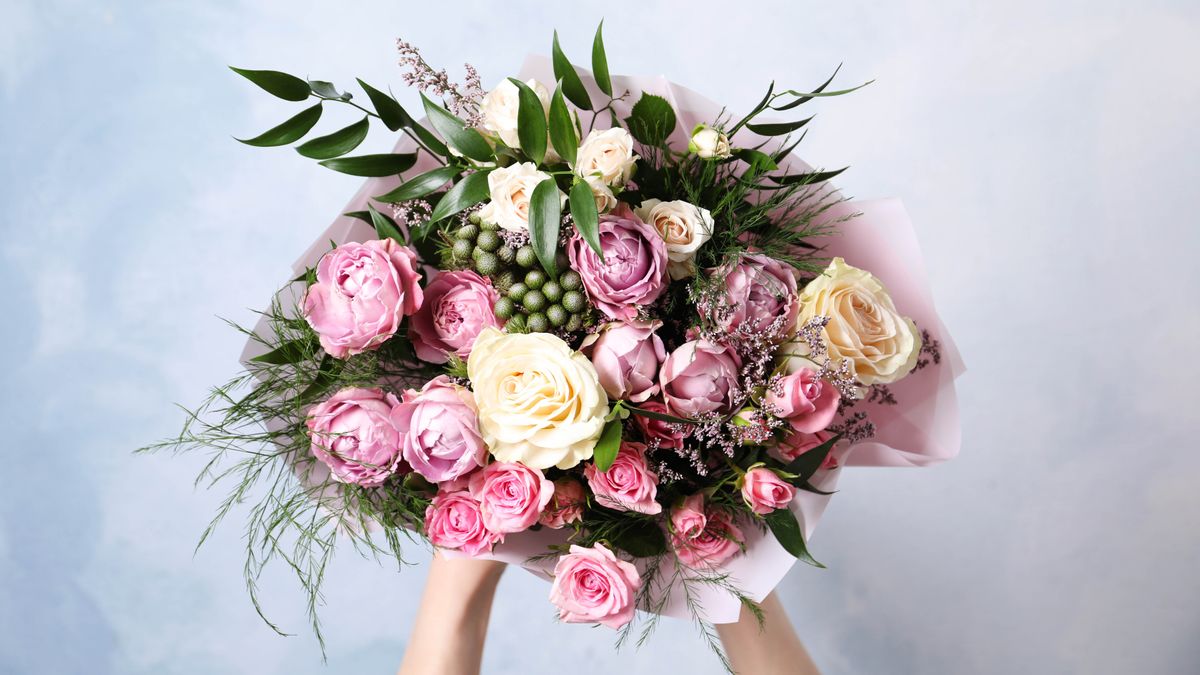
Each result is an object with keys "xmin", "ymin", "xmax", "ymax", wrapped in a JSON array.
[{"xmin": 240, "ymin": 55, "xmax": 962, "ymax": 623}]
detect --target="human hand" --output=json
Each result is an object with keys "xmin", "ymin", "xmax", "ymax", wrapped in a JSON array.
[{"xmin": 716, "ymin": 591, "xmax": 821, "ymax": 675}]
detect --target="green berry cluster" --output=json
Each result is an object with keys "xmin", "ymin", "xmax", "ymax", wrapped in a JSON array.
[{"xmin": 446, "ymin": 215, "xmax": 506, "ymax": 276}]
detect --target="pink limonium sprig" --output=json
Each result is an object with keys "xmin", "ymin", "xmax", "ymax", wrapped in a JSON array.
[{"xmin": 396, "ymin": 39, "xmax": 484, "ymax": 126}]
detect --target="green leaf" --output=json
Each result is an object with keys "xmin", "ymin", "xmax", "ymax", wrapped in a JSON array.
[
  {"xmin": 249, "ymin": 336, "xmax": 316, "ymax": 365},
  {"xmin": 356, "ymin": 79, "xmax": 406, "ymax": 131},
  {"xmin": 772, "ymin": 65, "xmax": 841, "ymax": 111},
  {"xmin": 775, "ymin": 80, "xmax": 872, "ymax": 100},
  {"xmin": 625, "ymin": 405, "xmax": 694, "ymax": 425},
  {"xmin": 236, "ymin": 103, "xmax": 323, "ymax": 147},
  {"xmin": 552, "ymin": 31, "xmax": 592, "ymax": 110},
  {"xmin": 317, "ymin": 153, "xmax": 417, "ymax": 177},
  {"xmin": 299, "ymin": 355, "xmax": 345, "ymax": 403},
  {"xmin": 746, "ymin": 116, "xmax": 814, "ymax": 137},
  {"xmin": 373, "ymin": 165, "xmax": 459, "ymax": 203},
  {"xmin": 229, "ymin": 67, "xmax": 311, "ymax": 101},
  {"xmin": 608, "ymin": 518, "xmax": 667, "ymax": 557},
  {"xmin": 593, "ymin": 417, "xmax": 624, "ymax": 472},
  {"xmin": 732, "ymin": 148, "xmax": 778, "ymax": 172},
  {"xmin": 767, "ymin": 168, "xmax": 846, "ymax": 186},
  {"xmin": 764, "ymin": 508, "xmax": 824, "ymax": 567},
  {"xmin": 308, "ymin": 80, "xmax": 351, "ymax": 101},
  {"xmin": 342, "ymin": 210, "xmax": 371, "ymax": 223},
  {"xmin": 592, "ymin": 21, "xmax": 612, "ymax": 97},
  {"xmin": 368, "ymin": 204, "xmax": 404, "ymax": 244},
  {"xmin": 528, "ymin": 177, "xmax": 563, "ymax": 274},
  {"xmin": 548, "ymin": 85, "xmax": 578, "ymax": 164},
  {"xmin": 430, "ymin": 169, "xmax": 493, "ymax": 221},
  {"xmin": 420, "ymin": 93, "xmax": 493, "ymax": 162},
  {"xmin": 295, "ymin": 116, "xmax": 369, "ymax": 159},
  {"xmin": 625, "ymin": 93, "xmax": 677, "ymax": 146},
  {"xmin": 782, "ymin": 433, "xmax": 841, "ymax": 482},
  {"xmin": 568, "ymin": 179, "xmax": 601, "ymax": 258},
  {"xmin": 506, "ymin": 78, "xmax": 548, "ymax": 164}
]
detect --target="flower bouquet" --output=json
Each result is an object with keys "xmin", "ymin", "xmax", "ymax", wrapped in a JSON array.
[{"xmin": 146, "ymin": 23, "xmax": 962, "ymax": 670}]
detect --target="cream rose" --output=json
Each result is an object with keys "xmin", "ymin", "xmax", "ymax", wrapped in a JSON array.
[
  {"xmin": 798, "ymin": 257, "xmax": 921, "ymax": 385},
  {"xmin": 467, "ymin": 328, "xmax": 609, "ymax": 469},
  {"xmin": 688, "ymin": 124, "xmax": 731, "ymax": 159},
  {"xmin": 477, "ymin": 163, "xmax": 561, "ymax": 232},
  {"xmin": 634, "ymin": 198, "xmax": 714, "ymax": 279},
  {"xmin": 574, "ymin": 128, "xmax": 637, "ymax": 187},
  {"xmin": 586, "ymin": 175, "xmax": 618, "ymax": 214},
  {"xmin": 479, "ymin": 78, "xmax": 551, "ymax": 150}
]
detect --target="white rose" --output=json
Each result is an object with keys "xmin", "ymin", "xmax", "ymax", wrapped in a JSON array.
[
  {"xmin": 634, "ymin": 198, "xmax": 714, "ymax": 279},
  {"xmin": 467, "ymin": 328, "xmax": 609, "ymax": 469},
  {"xmin": 797, "ymin": 257, "xmax": 922, "ymax": 385},
  {"xmin": 477, "ymin": 162, "xmax": 561, "ymax": 232},
  {"xmin": 479, "ymin": 78, "xmax": 551, "ymax": 150},
  {"xmin": 585, "ymin": 175, "xmax": 618, "ymax": 214},
  {"xmin": 574, "ymin": 128, "xmax": 637, "ymax": 187},
  {"xmin": 689, "ymin": 124, "xmax": 731, "ymax": 159}
]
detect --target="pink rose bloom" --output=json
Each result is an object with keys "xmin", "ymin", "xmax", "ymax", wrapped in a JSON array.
[
  {"xmin": 468, "ymin": 461, "xmax": 554, "ymax": 534},
  {"xmin": 669, "ymin": 494, "xmax": 745, "ymax": 568},
  {"xmin": 390, "ymin": 375, "xmax": 486, "ymax": 483},
  {"xmin": 424, "ymin": 490, "xmax": 501, "ymax": 556},
  {"xmin": 303, "ymin": 239, "xmax": 423, "ymax": 359},
  {"xmin": 305, "ymin": 387, "xmax": 403, "ymax": 487},
  {"xmin": 540, "ymin": 477, "xmax": 586, "ymax": 529},
  {"xmin": 772, "ymin": 430, "xmax": 840, "ymax": 470},
  {"xmin": 630, "ymin": 399, "xmax": 687, "ymax": 450},
  {"xmin": 581, "ymin": 321, "xmax": 666, "ymax": 403},
  {"xmin": 583, "ymin": 442, "xmax": 662, "ymax": 514},
  {"xmin": 765, "ymin": 368, "xmax": 840, "ymax": 433},
  {"xmin": 712, "ymin": 253, "xmax": 799, "ymax": 335},
  {"xmin": 741, "ymin": 467, "xmax": 797, "ymax": 515},
  {"xmin": 566, "ymin": 211, "xmax": 668, "ymax": 321},
  {"xmin": 659, "ymin": 339, "xmax": 742, "ymax": 417},
  {"xmin": 549, "ymin": 543, "xmax": 641, "ymax": 629},
  {"xmin": 408, "ymin": 269, "xmax": 501, "ymax": 363}
]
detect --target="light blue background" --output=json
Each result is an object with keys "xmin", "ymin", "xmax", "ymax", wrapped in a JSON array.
[{"xmin": 2, "ymin": 1, "xmax": 1198, "ymax": 673}]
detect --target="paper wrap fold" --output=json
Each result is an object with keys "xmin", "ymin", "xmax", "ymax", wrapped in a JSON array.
[{"xmin": 241, "ymin": 55, "xmax": 963, "ymax": 623}]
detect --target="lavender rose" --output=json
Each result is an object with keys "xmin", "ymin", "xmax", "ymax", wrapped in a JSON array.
[
  {"xmin": 390, "ymin": 375, "xmax": 486, "ymax": 483},
  {"xmin": 408, "ymin": 269, "xmax": 501, "ymax": 363},
  {"xmin": 711, "ymin": 253, "xmax": 800, "ymax": 336},
  {"xmin": 580, "ymin": 320, "xmax": 666, "ymax": 403},
  {"xmin": 659, "ymin": 339, "xmax": 742, "ymax": 417},
  {"xmin": 306, "ymin": 387, "xmax": 403, "ymax": 487},
  {"xmin": 302, "ymin": 239, "xmax": 423, "ymax": 359},
  {"xmin": 566, "ymin": 211, "xmax": 669, "ymax": 321}
]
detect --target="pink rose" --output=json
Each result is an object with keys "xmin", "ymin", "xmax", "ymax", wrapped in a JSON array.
[
  {"xmin": 302, "ymin": 239, "xmax": 423, "ymax": 359},
  {"xmin": 549, "ymin": 543, "xmax": 641, "ymax": 629},
  {"xmin": 468, "ymin": 461, "xmax": 554, "ymax": 534},
  {"xmin": 540, "ymin": 477, "xmax": 586, "ymax": 529},
  {"xmin": 669, "ymin": 494, "xmax": 745, "ymax": 568},
  {"xmin": 712, "ymin": 253, "xmax": 799, "ymax": 336},
  {"xmin": 408, "ymin": 269, "xmax": 501, "ymax": 363},
  {"xmin": 659, "ymin": 339, "xmax": 742, "ymax": 417},
  {"xmin": 772, "ymin": 430, "xmax": 840, "ymax": 470},
  {"xmin": 305, "ymin": 387, "xmax": 402, "ymax": 487},
  {"xmin": 765, "ymin": 368, "xmax": 839, "ymax": 433},
  {"xmin": 740, "ymin": 467, "xmax": 797, "ymax": 515},
  {"xmin": 424, "ymin": 490, "xmax": 501, "ymax": 556},
  {"xmin": 566, "ymin": 210, "xmax": 668, "ymax": 321},
  {"xmin": 630, "ymin": 399, "xmax": 686, "ymax": 450},
  {"xmin": 584, "ymin": 442, "xmax": 662, "ymax": 514},
  {"xmin": 390, "ymin": 375, "xmax": 486, "ymax": 483},
  {"xmin": 581, "ymin": 321, "xmax": 666, "ymax": 403}
]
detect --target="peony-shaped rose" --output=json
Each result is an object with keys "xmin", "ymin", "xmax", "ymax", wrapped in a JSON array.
[
  {"xmin": 740, "ymin": 467, "xmax": 796, "ymax": 515},
  {"xmin": 467, "ymin": 328, "xmax": 609, "ymax": 469},
  {"xmin": 771, "ymin": 430, "xmax": 839, "ymax": 470},
  {"xmin": 424, "ymin": 490, "xmax": 500, "ymax": 556},
  {"xmin": 714, "ymin": 253, "xmax": 800, "ymax": 336},
  {"xmin": 634, "ymin": 198, "xmax": 714, "ymax": 280},
  {"xmin": 468, "ymin": 461, "xmax": 554, "ymax": 534},
  {"xmin": 573, "ymin": 128, "xmax": 637, "ymax": 187},
  {"xmin": 798, "ymin": 257, "xmax": 922, "ymax": 385},
  {"xmin": 688, "ymin": 124, "xmax": 731, "ymax": 159},
  {"xmin": 477, "ymin": 163, "xmax": 563, "ymax": 232},
  {"xmin": 765, "ymin": 368, "xmax": 839, "ymax": 434},
  {"xmin": 549, "ymin": 543, "xmax": 641, "ymax": 629},
  {"xmin": 659, "ymin": 339, "xmax": 742, "ymax": 417},
  {"xmin": 302, "ymin": 239, "xmax": 423, "ymax": 359},
  {"xmin": 580, "ymin": 320, "xmax": 666, "ymax": 403},
  {"xmin": 306, "ymin": 387, "xmax": 403, "ymax": 487},
  {"xmin": 669, "ymin": 494, "xmax": 745, "ymax": 568},
  {"xmin": 567, "ymin": 211, "xmax": 669, "ymax": 321},
  {"xmin": 631, "ymin": 399, "xmax": 687, "ymax": 450},
  {"xmin": 478, "ymin": 78, "xmax": 551, "ymax": 149},
  {"xmin": 408, "ymin": 269, "xmax": 501, "ymax": 363},
  {"xmin": 390, "ymin": 375, "xmax": 486, "ymax": 483},
  {"xmin": 540, "ymin": 477, "xmax": 586, "ymax": 529},
  {"xmin": 583, "ymin": 442, "xmax": 662, "ymax": 514}
]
